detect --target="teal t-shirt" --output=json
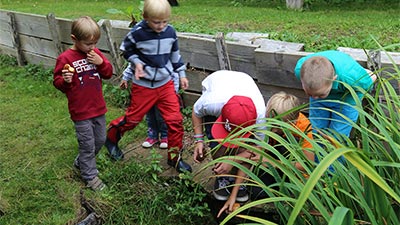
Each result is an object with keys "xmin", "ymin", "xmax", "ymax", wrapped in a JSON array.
[{"xmin": 294, "ymin": 50, "xmax": 374, "ymax": 105}]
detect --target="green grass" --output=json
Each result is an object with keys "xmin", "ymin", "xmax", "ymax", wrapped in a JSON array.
[{"xmin": 0, "ymin": 0, "xmax": 399, "ymax": 51}]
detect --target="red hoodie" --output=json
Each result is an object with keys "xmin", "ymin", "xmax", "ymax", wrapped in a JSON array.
[{"xmin": 53, "ymin": 48, "xmax": 113, "ymax": 121}]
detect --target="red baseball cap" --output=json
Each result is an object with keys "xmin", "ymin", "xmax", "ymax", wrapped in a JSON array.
[{"xmin": 211, "ymin": 95, "xmax": 257, "ymax": 148}]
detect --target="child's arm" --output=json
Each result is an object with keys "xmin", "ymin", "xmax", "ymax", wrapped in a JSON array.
[
  {"xmin": 217, "ymin": 170, "xmax": 246, "ymax": 218},
  {"xmin": 192, "ymin": 111, "xmax": 206, "ymax": 163},
  {"xmin": 213, "ymin": 149, "xmax": 255, "ymax": 175}
]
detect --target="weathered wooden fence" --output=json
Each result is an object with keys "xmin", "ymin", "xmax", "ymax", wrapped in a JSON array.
[{"xmin": 1, "ymin": 9, "xmax": 399, "ymax": 106}]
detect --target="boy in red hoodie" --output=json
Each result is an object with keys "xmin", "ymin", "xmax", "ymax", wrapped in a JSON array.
[{"xmin": 53, "ymin": 16, "xmax": 113, "ymax": 191}]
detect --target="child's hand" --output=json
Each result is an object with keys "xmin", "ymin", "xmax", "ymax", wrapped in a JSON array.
[
  {"xmin": 217, "ymin": 198, "xmax": 239, "ymax": 218},
  {"xmin": 193, "ymin": 143, "xmax": 206, "ymax": 163},
  {"xmin": 180, "ymin": 77, "xmax": 189, "ymax": 90},
  {"xmin": 134, "ymin": 63, "xmax": 146, "ymax": 80},
  {"xmin": 62, "ymin": 64, "xmax": 74, "ymax": 83},
  {"xmin": 213, "ymin": 162, "xmax": 233, "ymax": 175},
  {"xmin": 87, "ymin": 50, "xmax": 103, "ymax": 65},
  {"xmin": 120, "ymin": 80, "xmax": 128, "ymax": 89}
]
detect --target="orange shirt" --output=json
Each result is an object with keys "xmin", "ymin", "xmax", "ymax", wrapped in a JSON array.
[{"xmin": 292, "ymin": 112, "xmax": 313, "ymax": 149}]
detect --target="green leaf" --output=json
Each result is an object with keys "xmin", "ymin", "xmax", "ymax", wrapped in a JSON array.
[{"xmin": 328, "ymin": 207, "xmax": 354, "ymax": 225}]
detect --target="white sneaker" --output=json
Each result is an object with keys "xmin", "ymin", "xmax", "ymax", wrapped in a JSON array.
[
  {"xmin": 159, "ymin": 138, "xmax": 168, "ymax": 149},
  {"xmin": 142, "ymin": 138, "xmax": 159, "ymax": 148}
]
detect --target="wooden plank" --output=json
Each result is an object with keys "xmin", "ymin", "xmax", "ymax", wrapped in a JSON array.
[
  {"xmin": 338, "ymin": 47, "xmax": 399, "ymax": 94},
  {"xmin": 0, "ymin": 45, "xmax": 17, "ymax": 57},
  {"xmin": 338, "ymin": 47, "xmax": 400, "ymax": 70},
  {"xmin": 226, "ymin": 41, "xmax": 258, "ymax": 79},
  {"xmin": 12, "ymin": 11, "xmax": 51, "ymax": 39},
  {"xmin": 57, "ymin": 18, "xmax": 73, "ymax": 44},
  {"xmin": 0, "ymin": 11, "xmax": 13, "ymax": 47},
  {"xmin": 8, "ymin": 12, "xmax": 25, "ymax": 65},
  {"xmin": 215, "ymin": 32, "xmax": 231, "ymax": 70},
  {"xmin": 181, "ymin": 91, "xmax": 201, "ymax": 108},
  {"xmin": 22, "ymin": 51, "xmax": 56, "ymax": 68},
  {"xmin": 226, "ymin": 32, "xmax": 304, "ymax": 52},
  {"xmin": 178, "ymin": 34, "xmax": 220, "ymax": 71},
  {"xmin": 98, "ymin": 19, "xmax": 130, "ymax": 45},
  {"xmin": 185, "ymin": 69, "xmax": 210, "ymax": 93},
  {"xmin": 100, "ymin": 19, "xmax": 123, "ymax": 76},
  {"xmin": 0, "ymin": 27, "xmax": 13, "ymax": 47},
  {"xmin": 46, "ymin": 13, "xmax": 63, "ymax": 56},
  {"xmin": 255, "ymin": 49, "xmax": 308, "ymax": 89},
  {"xmin": 19, "ymin": 34, "xmax": 58, "ymax": 58}
]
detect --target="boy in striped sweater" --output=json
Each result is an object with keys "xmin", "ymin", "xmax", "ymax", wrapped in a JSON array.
[{"xmin": 105, "ymin": 0, "xmax": 191, "ymax": 173}]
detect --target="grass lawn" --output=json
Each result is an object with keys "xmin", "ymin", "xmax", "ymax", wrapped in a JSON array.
[{"xmin": 0, "ymin": 0, "xmax": 399, "ymax": 51}]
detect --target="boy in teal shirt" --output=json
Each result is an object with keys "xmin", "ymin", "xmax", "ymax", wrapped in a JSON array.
[{"xmin": 294, "ymin": 50, "xmax": 376, "ymax": 140}]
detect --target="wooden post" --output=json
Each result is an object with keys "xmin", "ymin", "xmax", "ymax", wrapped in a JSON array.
[
  {"xmin": 46, "ymin": 13, "xmax": 63, "ymax": 56},
  {"xmin": 101, "ymin": 19, "xmax": 122, "ymax": 76},
  {"xmin": 8, "ymin": 12, "xmax": 26, "ymax": 66},
  {"xmin": 286, "ymin": 0, "xmax": 304, "ymax": 10},
  {"xmin": 215, "ymin": 32, "xmax": 231, "ymax": 70}
]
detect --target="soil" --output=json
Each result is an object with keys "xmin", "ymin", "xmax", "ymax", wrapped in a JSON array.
[{"xmin": 120, "ymin": 132, "xmax": 216, "ymax": 192}]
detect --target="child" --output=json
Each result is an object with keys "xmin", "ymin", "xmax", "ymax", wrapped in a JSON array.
[
  {"xmin": 53, "ymin": 16, "xmax": 113, "ymax": 191},
  {"xmin": 120, "ymin": 65, "xmax": 182, "ymax": 149},
  {"xmin": 217, "ymin": 92, "xmax": 315, "ymax": 217},
  {"xmin": 192, "ymin": 70, "xmax": 267, "ymax": 202},
  {"xmin": 294, "ymin": 50, "xmax": 377, "ymax": 140},
  {"xmin": 105, "ymin": 0, "xmax": 191, "ymax": 173}
]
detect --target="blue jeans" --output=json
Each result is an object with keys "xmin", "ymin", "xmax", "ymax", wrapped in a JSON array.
[
  {"xmin": 309, "ymin": 98, "xmax": 359, "ymax": 138},
  {"xmin": 309, "ymin": 99, "xmax": 357, "ymax": 171},
  {"xmin": 146, "ymin": 106, "xmax": 167, "ymax": 140}
]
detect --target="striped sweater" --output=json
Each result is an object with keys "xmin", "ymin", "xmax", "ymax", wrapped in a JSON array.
[{"xmin": 120, "ymin": 20, "xmax": 186, "ymax": 88}]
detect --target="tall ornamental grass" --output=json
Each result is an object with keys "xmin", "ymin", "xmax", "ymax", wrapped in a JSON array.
[{"xmin": 195, "ymin": 47, "xmax": 400, "ymax": 224}]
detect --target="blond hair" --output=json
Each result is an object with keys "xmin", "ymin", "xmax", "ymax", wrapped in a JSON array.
[
  {"xmin": 300, "ymin": 56, "xmax": 335, "ymax": 91},
  {"xmin": 266, "ymin": 92, "xmax": 300, "ymax": 122},
  {"xmin": 143, "ymin": 0, "xmax": 171, "ymax": 19},
  {"xmin": 71, "ymin": 16, "xmax": 100, "ymax": 41}
]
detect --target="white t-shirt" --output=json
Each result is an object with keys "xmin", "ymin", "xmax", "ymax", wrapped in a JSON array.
[{"xmin": 193, "ymin": 70, "xmax": 266, "ymax": 134}]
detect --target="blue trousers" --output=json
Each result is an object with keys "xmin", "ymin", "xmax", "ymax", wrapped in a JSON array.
[
  {"xmin": 309, "ymin": 98, "xmax": 359, "ymax": 138},
  {"xmin": 309, "ymin": 99, "xmax": 358, "ymax": 170},
  {"xmin": 146, "ymin": 106, "xmax": 167, "ymax": 140}
]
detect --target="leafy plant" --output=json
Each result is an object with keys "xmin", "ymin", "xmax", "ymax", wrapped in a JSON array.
[
  {"xmin": 145, "ymin": 147, "xmax": 164, "ymax": 181},
  {"xmin": 203, "ymin": 46, "xmax": 400, "ymax": 224},
  {"xmin": 106, "ymin": 0, "xmax": 144, "ymax": 26},
  {"xmin": 103, "ymin": 83, "xmax": 130, "ymax": 108}
]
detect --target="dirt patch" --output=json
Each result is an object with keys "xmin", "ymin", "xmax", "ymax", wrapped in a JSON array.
[{"xmin": 120, "ymin": 132, "xmax": 216, "ymax": 192}]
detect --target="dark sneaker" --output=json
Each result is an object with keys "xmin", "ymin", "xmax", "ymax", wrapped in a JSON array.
[
  {"xmin": 73, "ymin": 157, "xmax": 80, "ymax": 175},
  {"xmin": 227, "ymin": 177, "xmax": 249, "ymax": 202},
  {"xmin": 105, "ymin": 138, "xmax": 124, "ymax": 160},
  {"xmin": 213, "ymin": 177, "xmax": 232, "ymax": 201},
  {"xmin": 167, "ymin": 159, "xmax": 192, "ymax": 173},
  {"xmin": 235, "ymin": 185, "xmax": 249, "ymax": 202},
  {"xmin": 73, "ymin": 157, "xmax": 80, "ymax": 170},
  {"xmin": 86, "ymin": 176, "xmax": 106, "ymax": 192}
]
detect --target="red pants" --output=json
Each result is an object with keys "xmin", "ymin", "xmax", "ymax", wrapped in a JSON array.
[{"xmin": 109, "ymin": 81, "xmax": 183, "ymax": 160}]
